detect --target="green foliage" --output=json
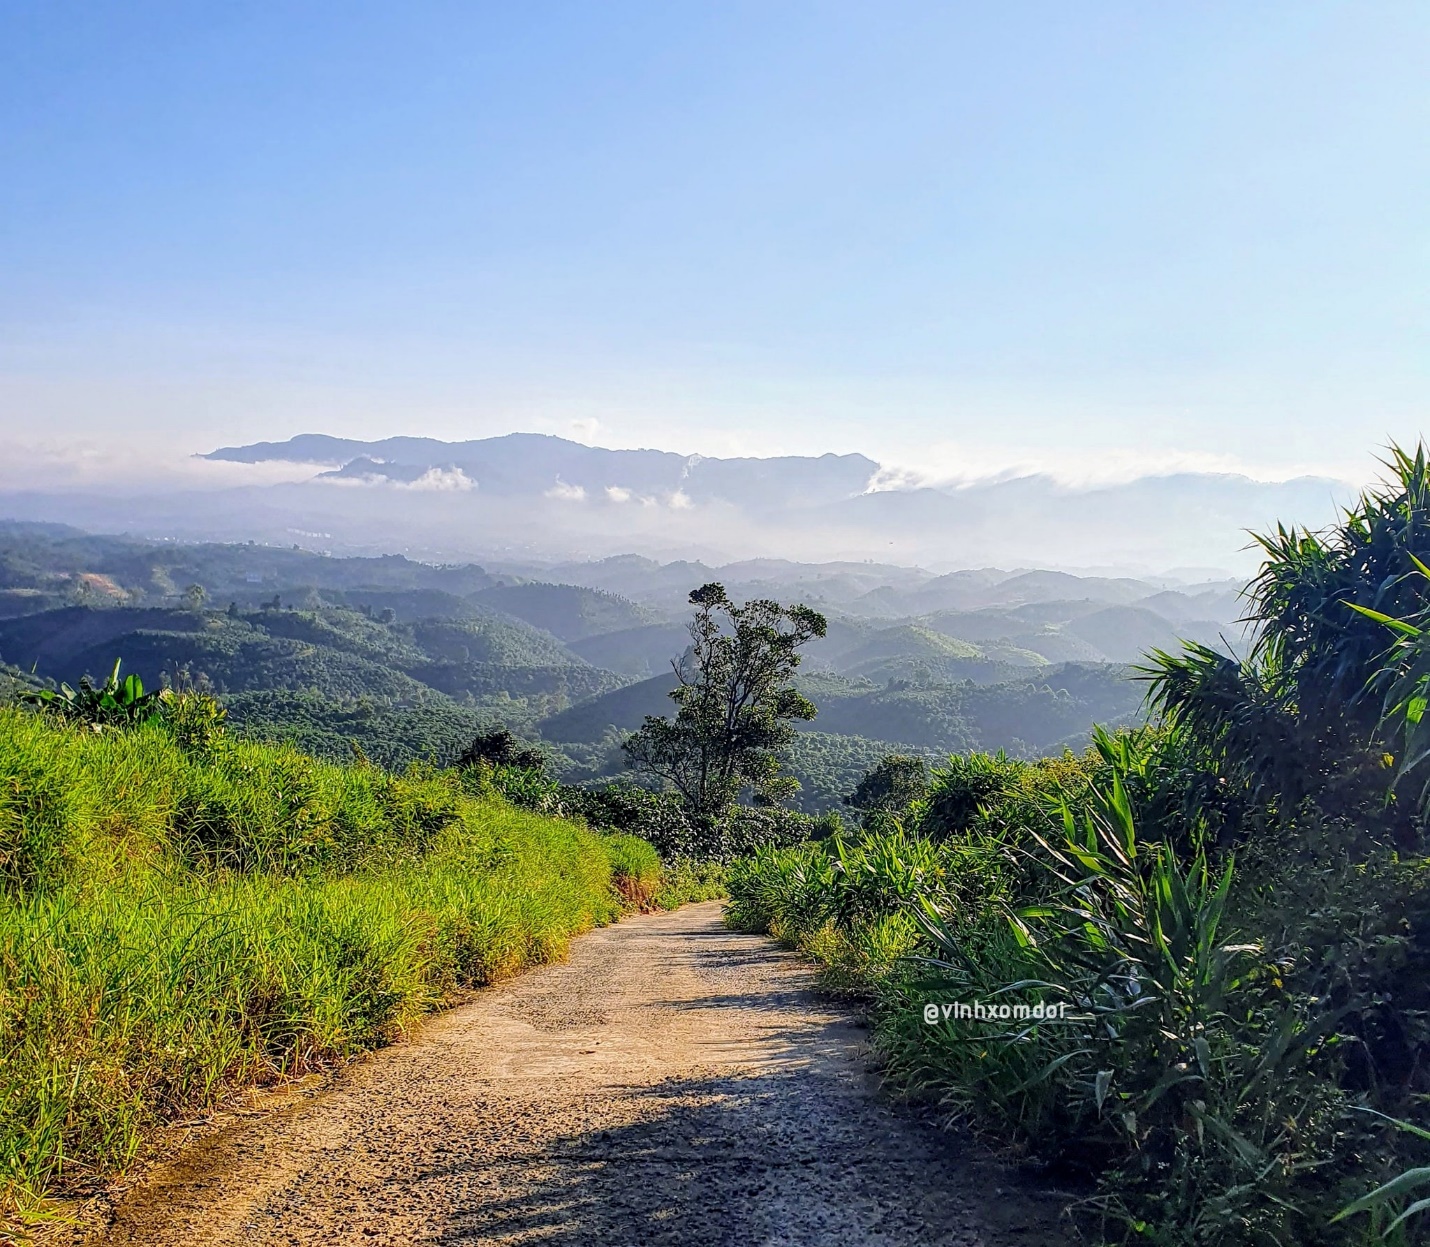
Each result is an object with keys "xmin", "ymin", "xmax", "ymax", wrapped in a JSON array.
[
  {"xmin": 1333, "ymin": 1110, "xmax": 1430, "ymax": 1240},
  {"xmin": 782, "ymin": 731, "xmax": 939, "ymax": 814},
  {"xmin": 1347, "ymin": 556, "xmax": 1430, "ymax": 812},
  {"xmin": 919, "ymin": 750, "xmax": 1028, "ymax": 839},
  {"xmin": 1251, "ymin": 444, "xmax": 1430, "ymax": 728},
  {"xmin": 899, "ymin": 778, "xmax": 1351, "ymax": 1243},
  {"xmin": 844, "ymin": 753, "xmax": 929, "ymax": 826},
  {"xmin": 650, "ymin": 858, "xmax": 727, "ymax": 910},
  {"xmin": 21, "ymin": 658, "xmax": 169, "ymax": 729},
  {"xmin": 464, "ymin": 758, "xmax": 567, "ymax": 818},
  {"xmin": 623, "ymin": 583, "xmax": 827, "ymax": 815},
  {"xmin": 445, "ymin": 731, "xmax": 816, "ymax": 863},
  {"xmin": 728, "ymin": 760, "xmax": 1365, "ymax": 1243},
  {"xmin": 602, "ymin": 830, "xmax": 660, "ymax": 884},
  {"xmin": 0, "ymin": 706, "xmax": 660, "ymax": 1226},
  {"xmin": 456, "ymin": 728, "xmax": 547, "ymax": 771},
  {"xmin": 171, "ymin": 744, "xmax": 462, "ymax": 875},
  {"xmin": 602, "ymin": 832, "xmax": 662, "ymax": 908},
  {"xmin": 725, "ymin": 827, "xmax": 1009, "ymax": 991},
  {"xmin": 726, "ymin": 841, "xmax": 838, "ymax": 939},
  {"xmin": 163, "ymin": 685, "xmax": 230, "ymax": 753},
  {"xmin": 495, "ymin": 772, "xmax": 816, "ymax": 862},
  {"xmin": 0, "ymin": 712, "xmax": 91, "ymax": 893},
  {"xmin": 223, "ymin": 690, "xmax": 492, "ymax": 771},
  {"xmin": 1141, "ymin": 445, "xmax": 1430, "ymax": 837},
  {"xmin": 557, "ymin": 782, "xmax": 696, "ymax": 851}
]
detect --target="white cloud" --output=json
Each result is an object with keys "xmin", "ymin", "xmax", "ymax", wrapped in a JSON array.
[
  {"xmin": 0, "ymin": 439, "xmax": 328, "ymax": 492},
  {"xmin": 400, "ymin": 467, "xmax": 475, "ymax": 492},
  {"xmin": 862, "ymin": 464, "xmax": 928, "ymax": 494},
  {"xmin": 603, "ymin": 484, "xmax": 672, "ymax": 507},
  {"xmin": 866, "ymin": 442, "xmax": 1358, "ymax": 493},
  {"xmin": 545, "ymin": 479, "xmax": 587, "ymax": 502},
  {"xmin": 668, "ymin": 489, "xmax": 693, "ymax": 509}
]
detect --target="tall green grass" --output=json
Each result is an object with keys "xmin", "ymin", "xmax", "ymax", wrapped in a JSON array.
[
  {"xmin": 0, "ymin": 706, "xmax": 656, "ymax": 1228},
  {"xmin": 725, "ymin": 773, "xmax": 1421, "ymax": 1245}
]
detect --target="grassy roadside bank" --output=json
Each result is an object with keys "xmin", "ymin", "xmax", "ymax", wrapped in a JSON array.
[
  {"xmin": 0, "ymin": 706, "xmax": 673, "ymax": 1231},
  {"xmin": 725, "ymin": 750, "xmax": 1430, "ymax": 1246}
]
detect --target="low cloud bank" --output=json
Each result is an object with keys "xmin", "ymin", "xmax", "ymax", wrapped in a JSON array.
[
  {"xmin": 0, "ymin": 432, "xmax": 1360, "ymax": 576},
  {"xmin": 0, "ymin": 441, "xmax": 326, "ymax": 492}
]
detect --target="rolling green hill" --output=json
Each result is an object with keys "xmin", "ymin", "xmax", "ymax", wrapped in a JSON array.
[
  {"xmin": 538, "ymin": 662, "xmax": 1144, "ymax": 765},
  {"xmin": 472, "ymin": 583, "xmax": 662, "ymax": 641},
  {"xmin": 838, "ymin": 623, "xmax": 980, "ymax": 667},
  {"xmin": 539, "ymin": 672, "xmax": 676, "ymax": 742},
  {"xmin": 0, "ymin": 521, "xmax": 1183, "ymax": 811},
  {"xmin": 0, "ymin": 602, "xmax": 627, "ymax": 765},
  {"xmin": 0, "ymin": 520, "xmax": 499, "ymax": 605},
  {"xmin": 784, "ymin": 731, "xmax": 943, "ymax": 814},
  {"xmin": 0, "ymin": 604, "xmax": 597, "ymax": 691},
  {"xmin": 222, "ymin": 690, "xmax": 494, "ymax": 769},
  {"xmin": 566, "ymin": 622, "xmax": 693, "ymax": 676}
]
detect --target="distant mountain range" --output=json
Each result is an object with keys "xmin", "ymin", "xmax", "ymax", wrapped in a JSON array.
[
  {"xmin": 207, "ymin": 432, "xmax": 880, "ymax": 511},
  {"xmin": 0, "ymin": 432, "xmax": 1351, "ymax": 571}
]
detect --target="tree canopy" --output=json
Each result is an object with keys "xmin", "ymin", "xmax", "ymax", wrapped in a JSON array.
[{"xmin": 623, "ymin": 583, "xmax": 826, "ymax": 816}]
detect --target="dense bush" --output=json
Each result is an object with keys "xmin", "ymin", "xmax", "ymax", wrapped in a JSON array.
[
  {"xmin": 601, "ymin": 831, "xmax": 662, "ymax": 908},
  {"xmin": 729, "ymin": 755, "xmax": 1420, "ymax": 1243}
]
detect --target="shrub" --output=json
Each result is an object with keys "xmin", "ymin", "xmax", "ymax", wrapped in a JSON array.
[
  {"xmin": 844, "ymin": 754, "xmax": 929, "ymax": 827},
  {"xmin": 651, "ymin": 858, "xmax": 727, "ymax": 910},
  {"xmin": 727, "ymin": 757, "xmax": 1419, "ymax": 1244},
  {"xmin": 603, "ymin": 832, "xmax": 662, "ymax": 909},
  {"xmin": 20, "ymin": 658, "xmax": 168, "ymax": 730}
]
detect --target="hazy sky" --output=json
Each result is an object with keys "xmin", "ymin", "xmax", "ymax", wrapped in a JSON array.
[{"xmin": 1, "ymin": 2, "xmax": 1426, "ymax": 487}]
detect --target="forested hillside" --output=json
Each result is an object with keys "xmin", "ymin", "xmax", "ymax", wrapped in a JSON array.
[{"xmin": 0, "ymin": 520, "xmax": 1228, "ymax": 806}]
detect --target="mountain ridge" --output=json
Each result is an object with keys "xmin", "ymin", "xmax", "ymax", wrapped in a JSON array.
[{"xmin": 0, "ymin": 433, "xmax": 1352, "ymax": 572}]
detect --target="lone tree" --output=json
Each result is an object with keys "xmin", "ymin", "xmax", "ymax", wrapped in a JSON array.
[{"xmin": 623, "ymin": 583, "xmax": 827, "ymax": 817}]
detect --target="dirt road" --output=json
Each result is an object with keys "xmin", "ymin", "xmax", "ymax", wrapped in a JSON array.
[{"xmin": 90, "ymin": 902, "xmax": 1071, "ymax": 1246}]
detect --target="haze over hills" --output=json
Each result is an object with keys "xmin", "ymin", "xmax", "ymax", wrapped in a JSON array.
[
  {"xmin": 0, "ymin": 431, "xmax": 1275, "ymax": 805},
  {"xmin": 0, "ymin": 516, "xmax": 1244, "ymax": 810},
  {"xmin": 0, "ymin": 432, "xmax": 1351, "ymax": 574}
]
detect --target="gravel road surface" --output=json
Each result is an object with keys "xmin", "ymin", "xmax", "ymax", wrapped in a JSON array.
[{"xmin": 88, "ymin": 901, "xmax": 1073, "ymax": 1246}]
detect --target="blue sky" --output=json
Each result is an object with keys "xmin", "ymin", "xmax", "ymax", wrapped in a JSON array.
[{"xmin": 1, "ymin": 1, "xmax": 1426, "ymax": 486}]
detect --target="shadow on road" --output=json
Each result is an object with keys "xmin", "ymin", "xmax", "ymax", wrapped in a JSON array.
[{"xmin": 422, "ymin": 1068, "xmax": 1076, "ymax": 1247}]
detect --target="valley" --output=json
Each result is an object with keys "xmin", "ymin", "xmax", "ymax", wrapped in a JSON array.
[{"xmin": 0, "ymin": 519, "xmax": 1237, "ymax": 808}]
